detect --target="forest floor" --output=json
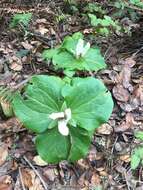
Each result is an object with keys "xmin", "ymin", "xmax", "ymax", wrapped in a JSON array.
[{"xmin": 0, "ymin": 1, "xmax": 143, "ymax": 190}]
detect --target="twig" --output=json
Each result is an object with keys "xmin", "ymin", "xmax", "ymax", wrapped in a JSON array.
[
  {"xmin": 19, "ymin": 167, "xmax": 26, "ymax": 190},
  {"xmin": 13, "ymin": 78, "xmax": 31, "ymax": 91},
  {"xmin": 23, "ymin": 156, "xmax": 48, "ymax": 190},
  {"xmin": 124, "ymin": 171, "xmax": 131, "ymax": 190}
]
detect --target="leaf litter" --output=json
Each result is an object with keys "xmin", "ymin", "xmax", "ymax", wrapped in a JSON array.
[{"xmin": 0, "ymin": 0, "xmax": 143, "ymax": 189}]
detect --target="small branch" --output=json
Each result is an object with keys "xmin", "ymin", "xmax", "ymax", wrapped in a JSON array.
[
  {"xmin": 13, "ymin": 78, "xmax": 31, "ymax": 91},
  {"xmin": 23, "ymin": 156, "xmax": 48, "ymax": 190},
  {"xmin": 19, "ymin": 167, "xmax": 26, "ymax": 190}
]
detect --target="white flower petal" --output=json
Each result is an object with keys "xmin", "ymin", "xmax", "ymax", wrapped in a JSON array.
[
  {"xmin": 49, "ymin": 112, "xmax": 64, "ymax": 120},
  {"xmin": 58, "ymin": 120, "xmax": 69, "ymax": 136},
  {"xmin": 82, "ymin": 42, "xmax": 90, "ymax": 57},
  {"xmin": 76, "ymin": 39, "xmax": 84, "ymax": 57},
  {"xmin": 65, "ymin": 108, "xmax": 71, "ymax": 121}
]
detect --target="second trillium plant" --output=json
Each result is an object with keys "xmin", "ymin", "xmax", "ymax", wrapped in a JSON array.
[{"xmin": 42, "ymin": 32, "xmax": 106, "ymax": 76}]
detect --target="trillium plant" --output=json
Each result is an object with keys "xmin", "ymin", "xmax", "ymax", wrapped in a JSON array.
[
  {"xmin": 12, "ymin": 75, "xmax": 113, "ymax": 163},
  {"xmin": 42, "ymin": 32, "xmax": 106, "ymax": 76}
]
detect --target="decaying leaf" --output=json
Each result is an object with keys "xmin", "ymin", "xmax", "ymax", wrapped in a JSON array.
[
  {"xmin": 115, "ymin": 113, "xmax": 136, "ymax": 132},
  {"xmin": 33, "ymin": 155, "xmax": 47, "ymax": 166},
  {"xmin": 113, "ymin": 84, "xmax": 130, "ymax": 102},
  {"xmin": 0, "ymin": 175, "xmax": 12, "ymax": 190},
  {"xmin": 0, "ymin": 144, "xmax": 8, "ymax": 166},
  {"xmin": 21, "ymin": 168, "xmax": 44, "ymax": 190},
  {"xmin": 97, "ymin": 123, "xmax": 113, "ymax": 135}
]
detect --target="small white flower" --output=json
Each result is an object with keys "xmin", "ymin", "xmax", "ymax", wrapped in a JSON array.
[
  {"xmin": 49, "ymin": 108, "xmax": 71, "ymax": 136},
  {"xmin": 58, "ymin": 120, "xmax": 69, "ymax": 136},
  {"xmin": 75, "ymin": 39, "xmax": 90, "ymax": 58},
  {"xmin": 49, "ymin": 112, "xmax": 64, "ymax": 120},
  {"xmin": 65, "ymin": 108, "xmax": 71, "ymax": 121}
]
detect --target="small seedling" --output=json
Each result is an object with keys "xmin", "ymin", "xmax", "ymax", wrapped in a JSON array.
[
  {"xmin": 12, "ymin": 75, "xmax": 113, "ymax": 163},
  {"xmin": 131, "ymin": 131, "xmax": 143, "ymax": 169},
  {"xmin": 10, "ymin": 13, "xmax": 32, "ymax": 28},
  {"xmin": 42, "ymin": 32, "xmax": 106, "ymax": 76},
  {"xmin": 88, "ymin": 14, "xmax": 121, "ymax": 36}
]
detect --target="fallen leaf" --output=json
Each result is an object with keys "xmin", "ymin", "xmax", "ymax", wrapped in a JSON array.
[
  {"xmin": 118, "ymin": 65, "xmax": 132, "ymax": 89},
  {"xmin": 124, "ymin": 57, "xmax": 136, "ymax": 67},
  {"xmin": 113, "ymin": 84, "xmax": 130, "ymax": 102},
  {"xmin": 43, "ymin": 168, "xmax": 56, "ymax": 182},
  {"xmin": 90, "ymin": 172, "xmax": 101, "ymax": 186},
  {"xmin": 21, "ymin": 168, "xmax": 44, "ymax": 190},
  {"xmin": 97, "ymin": 123, "xmax": 113, "ymax": 135},
  {"xmin": 0, "ymin": 175, "xmax": 12, "ymax": 190},
  {"xmin": 119, "ymin": 155, "xmax": 131, "ymax": 162},
  {"xmin": 10, "ymin": 62, "xmax": 22, "ymax": 71},
  {"xmin": 21, "ymin": 41, "xmax": 33, "ymax": 50},
  {"xmin": 33, "ymin": 155, "xmax": 48, "ymax": 166},
  {"xmin": 0, "ymin": 144, "xmax": 8, "ymax": 166},
  {"xmin": 115, "ymin": 113, "xmax": 137, "ymax": 132},
  {"xmin": 21, "ymin": 168, "xmax": 33, "ymax": 188},
  {"xmin": 38, "ymin": 25, "xmax": 49, "ymax": 35}
]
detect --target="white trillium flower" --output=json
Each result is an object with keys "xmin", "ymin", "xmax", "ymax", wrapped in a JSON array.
[
  {"xmin": 58, "ymin": 120, "xmax": 69, "ymax": 136},
  {"xmin": 49, "ymin": 108, "xmax": 71, "ymax": 136},
  {"xmin": 49, "ymin": 112, "xmax": 64, "ymax": 120},
  {"xmin": 75, "ymin": 39, "xmax": 90, "ymax": 58}
]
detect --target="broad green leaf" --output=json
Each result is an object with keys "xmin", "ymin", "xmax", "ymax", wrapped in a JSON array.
[
  {"xmin": 137, "ymin": 147, "xmax": 143, "ymax": 158},
  {"xmin": 13, "ymin": 75, "xmax": 113, "ymax": 163},
  {"xmin": 68, "ymin": 127, "xmax": 92, "ymax": 161},
  {"xmin": 62, "ymin": 32, "xmax": 83, "ymax": 55},
  {"xmin": 53, "ymin": 48, "xmax": 106, "ymax": 71},
  {"xmin": 65, "ymin": 77, "xmax": 113, "ymax": 131},
  {"xmin": 131, "ymin": 149, "xmax": 141, "ymax": 169},
  {"xmin": 88, "ymin": 14, "xmax": 98, "ymax": 26},
  {"xmin": 42, "ymin": 48, "xmax": 60, "ymax": 61},
  {"xmin": 36, "ymin": 127, "xmax": 70, "ymax": 163},
  {"xmin": 135, "ymin": 131, "xmax": 143, "ymax": 141},
  {"xmin": 36, "ymin": 125, "xmax": 92, "ymax": 163},
  {"xmin": 13, "ymin": 76, "xmax": 64, "ymax": 133},
  {"xmin": 10, "ymin": 13, "xmax": 32, "ymax": 28}
]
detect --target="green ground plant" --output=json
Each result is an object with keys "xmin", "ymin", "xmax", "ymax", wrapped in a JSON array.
[
  {"xmin": 88, "ymin": 14, "xmax": 121, "ymax": 36},
  {"xmin": 131, "ymin": 131, "xmax": 143, "ymax": 169},
  {"xmin": 42, "ymin": 32, "xmax": 106, "ymax": 76},
  {"xmin": 10, "ymin": 13, "xmax": 32, "ymax": 28},
  {"xmin": 12, "ymin": 76, "xmax": 113, "ymax": 163}
]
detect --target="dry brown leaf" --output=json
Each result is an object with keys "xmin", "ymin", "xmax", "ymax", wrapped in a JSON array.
[
  {"xmin": 38, "ymin": 25, "xmax": 49, "ymax": 35},
  {"xmin": 43, "ymin": 168, "xmax": 56, "ymax": 182},
  {"xmin": 97, "ymin": 123, "xmax": 113, "ymax": 135},
  {"xmin": 21, "ymin": 168, "xmax": 33, "ymax": 188},
  {"xmin": 0, "ymin": 144, "xmax": 8, "ymax": 166},
  {"xmin": 0, "ymin": 175, "xmax": 12, "ymax": 190},
  {"xmin": 90, "ymin": 172, "xmax": 101, "ymax": 186},
  {"xmin": 33, "ymin": 155, "xmax": 47, "ymax": 166},
  {"xmin": 113, "ymin": 84, "xmax": 130, "ymax": 102},
  {"xmin": 119, "ymin": 154, "xmax": 131, "ymax": 162},
  {"xmin": 21, "ymin": 168, "xmax": 44, "ymax": 190},
  {"xmin": 118, "ymin": 65, "xmax": 132, "ymax": 89},
  {"xmin": 10, "ymin": 62, "xmax": 22, "ymax": 71},
  {"xmin": 21, "ymin": 41, "xmax": 33, "ymax": 50},
  {"xmin": 0, "ymin": 117, "xmax": 22, "ymax": 131},
  {"xmin": 115, "ymin": 113, "xmax": 136, "ymax": 132},
  {"xmin": 124, "ymin": 57, "xmax": 136, "ymax": 67}
]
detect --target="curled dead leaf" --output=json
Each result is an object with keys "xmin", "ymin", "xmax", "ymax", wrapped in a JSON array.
[
  {"xmin": 0, "ymin": 175, "xmax": 12, "ymax": 190},
  {"xmin": 119, "ymin": 154, "xmax": 131, "ymax": 162},
  {"xmin": 113, "ymin": 84, "xmax": 130, "ymax": 102},
  {"xmin": 97, "ymin": 123, "xmax": 113, "ymax": 135},
  {"xmin": 21, "ymin": 168, "xmax": 44, "ymax": 190},
  {"xmin": 0, "ymin": 144, "xmax": 8, "ymax": 166},
  {"xmin": 33, "ymin": 155, "xmax": 47, "ymax": 166},
  {"xmin": 115, "ymin": 113, "xmax": 137, "ymax": 132}
]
